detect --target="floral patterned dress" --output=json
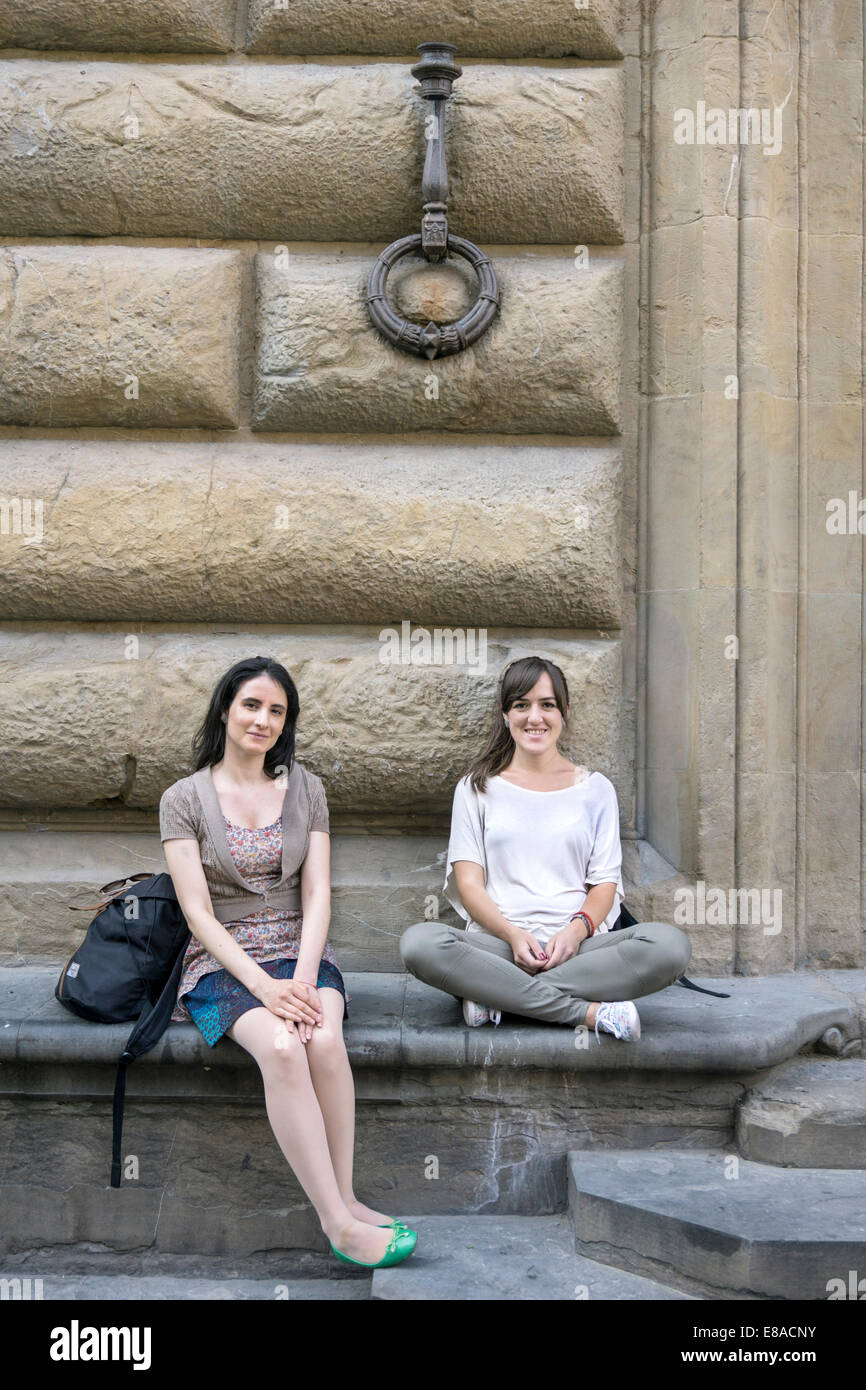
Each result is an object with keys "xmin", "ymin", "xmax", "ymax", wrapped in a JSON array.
[{"xmin": 172, "ymin": 815, "xmax": 348, "ymax": 1045}]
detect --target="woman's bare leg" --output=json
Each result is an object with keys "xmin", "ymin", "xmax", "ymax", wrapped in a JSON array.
[
  {"xmin": 226, "ymin": 1005, "xmax": 394, "ymax": 1263},
  {"xmin": 303, "ymin": 987, "xmax": 394, "ymax": 1226}
]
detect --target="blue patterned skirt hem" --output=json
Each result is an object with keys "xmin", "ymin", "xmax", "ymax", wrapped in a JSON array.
[{"xmin": 181, "ymin": 957, "xmax": 348, "ymax": 1048}]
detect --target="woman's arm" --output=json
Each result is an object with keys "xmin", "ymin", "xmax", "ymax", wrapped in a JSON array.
[
  {"xmin": 163, "ymin": 837, "xmax": 320, "ymax": 1026},
  {"xmin": 292, "ymin": 830, "xmax": 331, "ymax": 986},
  {"xmin": 575, "ymin": 881, "xmax": 617, "ymax": 933},
  {"xmin": 541, "ymin": 880, "xmax": 618, "ymax": 970},
  {"xmin": 453, "ymin": 861, "xmax": 517, "ymax": 942},
  {"xmin": 453, "ymin": 861, "xmax": 547, "ymax": 971}
]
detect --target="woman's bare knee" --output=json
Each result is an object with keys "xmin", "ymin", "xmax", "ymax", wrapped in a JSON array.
[
  {"xmin": 228, "ymin": 1008, "xmax": 308, "ymax": 1074},
  {"xmin": 305, "ymin": 990, "xmax": 347, "ymax": 1064}
]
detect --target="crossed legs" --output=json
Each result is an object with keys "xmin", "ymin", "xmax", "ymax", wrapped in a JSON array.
[
  {"xmin": 400, "ymin": 919, "xmax": 692, "ymax": 1027},
  {"xmin": 226, "ymin": 987, "xmax": 396, "ymax": 1264}
]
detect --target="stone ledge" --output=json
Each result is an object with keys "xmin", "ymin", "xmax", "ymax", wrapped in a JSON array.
[
  {"xmin": 736, "ymin": 1057, "xmax": 866, "ymax": 1168},
  {"xmin": 3, "ymin": 969, "xmax": 863, "ymax": 1254},
  {"xmin": 1, "ymin": 966, "xmax": 862, "ymax": 1076}
]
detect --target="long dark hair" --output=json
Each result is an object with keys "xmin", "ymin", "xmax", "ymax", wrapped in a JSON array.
[
  {"xmin": 467, "ymin": 656, "xmax": 570, "ymax": 793},
  {"xmin": 191, "ymin": 656, "xmax": 300, "ymax": 780}
]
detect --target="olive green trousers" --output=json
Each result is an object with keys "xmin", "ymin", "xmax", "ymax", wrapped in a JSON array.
[{"xmin": 399, "ymin": 919, "xmax": 692, "ymax": 1027}]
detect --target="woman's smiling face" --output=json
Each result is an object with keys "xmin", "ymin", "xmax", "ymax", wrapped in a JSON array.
[{"xmin": 505, "ymin": 672, "xmax": 567, "ymax": 754}]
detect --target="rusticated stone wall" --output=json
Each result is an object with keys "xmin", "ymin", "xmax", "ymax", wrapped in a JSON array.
[{"xmin": 0, "ymin": 1, "xmax": 864, "ymax": 974}]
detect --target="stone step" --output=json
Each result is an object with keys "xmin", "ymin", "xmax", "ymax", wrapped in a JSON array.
[
  {"xmin": 371, "ymin": 1214, "xmax": 694, "ymax": 1300},
  {"xmin": 0, "ymin": 1247, "xmax": 370, "ymax": 1300},
  {"xmin": 2, "ymin": 967, "xmax": 863, "ymax": 1259},
  {"xmin": 568, "ymin": 1150, "xmax": 866, "ymax": 1300},
  {"xmin": 0, "ymin": 830, "xmax": 455, "ymax": 972},
  {"xmin": 0, "ymin": 1274, "xmax": 370, "ymax": 1301},
  {"xmin": 737, "ymin": 1057, "xmax": 866, "ymax": 1168}
]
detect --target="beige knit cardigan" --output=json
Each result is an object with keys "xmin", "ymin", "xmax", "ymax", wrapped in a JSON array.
[{"xmin": 158, "ymin": 761, "xmax": 329, "ymax": 923}]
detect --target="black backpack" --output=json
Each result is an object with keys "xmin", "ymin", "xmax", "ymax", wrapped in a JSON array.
[
  {"xmin": 613, "ymin": 903, "xmax": 729, "ymax": 998},
  {"xmin": 56, "ymin": 872, "xmax": 190, "ymax": 1187}
]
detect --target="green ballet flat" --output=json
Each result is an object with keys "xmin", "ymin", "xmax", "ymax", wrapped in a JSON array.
[{"xmin": 330, "ymin": 1225, "xmax": 418, "ymax": 1269}]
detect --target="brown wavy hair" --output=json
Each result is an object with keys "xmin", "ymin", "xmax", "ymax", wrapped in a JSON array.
[{"xmin": 467, "ymin": 656, "xmax": 570, "ymax": 793}]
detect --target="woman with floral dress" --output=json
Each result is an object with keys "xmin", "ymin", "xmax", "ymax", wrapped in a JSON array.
[{"xmin": 159, "ymin": 654, "xmax": 416, "ymax": 1270}]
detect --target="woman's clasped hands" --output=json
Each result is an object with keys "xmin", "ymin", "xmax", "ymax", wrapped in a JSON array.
[
  {"xmin": 258, "ymin": 974, "xmax": 324, "ymax": 1044},
  {"xmin": 540, "ymin": 919, "xmax": 588, "ymax": 969},
  {"xmin": 507, "ymin": 919, "xmax": 588, "ymax": 974}
]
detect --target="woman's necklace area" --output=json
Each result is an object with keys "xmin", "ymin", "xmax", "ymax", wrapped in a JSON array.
[
  {"xmin": 212, "ymin": 773, "xmax": 286, "ymax": 830},
  {"xmin": 498, "ymin": 760, "xmax": 586, "ymax": 792}
]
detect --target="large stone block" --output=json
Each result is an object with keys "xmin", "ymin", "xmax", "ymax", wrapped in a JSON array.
[
  {"xmin": 0, "ymin": 439, "xmax": 623, "ymax": 627},
  {"xmin": 647, "ymin": 35, "xmax": 742, "ymax": 233},
  {"xmin": 0, "ymin": 61, "xmax": 624, "ymax": 244},
  {"xmin": 806, "ymin": 0, "xmax": 864, "ymax": 59},
  {"xmin": 806, "ymin": 403, "xmax": 864, "ymax": 595},
  {"xmin": 807, "ymin": 233, "xmax": 863, "ymax": 404},
  {"xmin": 804, "ymin": 594, "xmax": 861, "ymax": 775},
  {"xmin": 245, "ymin": 0, "xmax": 623, "ymax": 58},
  {"xmin": 740, "ymin": 220, "xmax": 798, "ymax": 400},
  {"xmin": 0, "ymin": 831, "xmax": 458, "ymax": 969},
  {"xmin": 803, "ymin": 773, "xmax": 862, "ymax": 969},
  {"xmin": 253, "ymin": 253, "xmax": 623, "ymax": 434},
  {"xmin": 646, "ymin": 217, "xmax": 739, "ymax": 399},
  {"xmin": 738, "ymin": 391, "xmax": 798, "ymax": 593},
  {"xmin": 0, "ymin": 628, "xmax": 622, "ymax": 815},
  {"xmin": 0, "ymin": 247, "xmax": 242, "ymax": 429},
  {"xmin": 738, "ymin": 28, "xmax": 799, "ymax": 230},
  {"xmin": 0, "ymin": 0, "xmax": 237, "ymax": 51}
]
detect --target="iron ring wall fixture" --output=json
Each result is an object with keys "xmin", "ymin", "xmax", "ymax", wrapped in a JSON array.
[
  {"xmin": 365, "ymin": 41, "xmax": 501, "ymax": 360},
  {"xmin": 366, "ymin": 233, "xmax": 500, "ymax": 360}
]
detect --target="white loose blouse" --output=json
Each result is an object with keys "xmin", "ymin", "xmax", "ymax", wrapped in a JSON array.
[{"xmin": 443, "ymin": 768, "xmax": 624, "ymax": 948}]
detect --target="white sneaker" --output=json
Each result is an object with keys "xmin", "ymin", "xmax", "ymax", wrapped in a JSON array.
[
  {"xmin": 462, "ymin": 999, "xmax": 502, "ymax": 1028},
  {"xmin": 593, "ymin": 1001, "xmax": 641, "ymax": 1043}
]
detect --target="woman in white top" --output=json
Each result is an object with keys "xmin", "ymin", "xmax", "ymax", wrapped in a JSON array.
[{"xmin": 400, "ymin": 656, "xmax": 691, "ymax": 1041}]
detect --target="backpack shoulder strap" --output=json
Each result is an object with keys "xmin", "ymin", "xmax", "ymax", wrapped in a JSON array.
[
  {"xmin": 109, "ymin": 934, "xmax": 189, "ymax": 1188},
  {"xmin": 611, "ymin": 905, "xmax": 731, "ymax": 999}
]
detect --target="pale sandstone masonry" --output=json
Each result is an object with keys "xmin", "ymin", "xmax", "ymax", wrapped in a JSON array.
[
  {"xmin": 639, "ymin": 0, "xmax": 866, "ymax": 971},
  {"xmin": 0, "ymin": 440, "xmax": 622, "ymax": 627},
  {"xmin": 0, "ymin": 630, "xmax": 622, "ymax": 814},
  {"xmin": 0, "ymin": 0, "xmax": 624, "ymax": 60},
  {"xmin": 0, "ymin": 1, "xmax": 237, "ymax": 52},
  {"xmin": 0, "ymin": 61, "xmax": 624, "ymax": 244},
  {"xmin": 245, "ymin": 0, "xmax": 624, "ymax": 59},
  {"xmin": 795, "ymin": 4, "xmax": 865, "ymax": 971},
  {"xmin": 642, "ymin": 7, "xmax": 796, "ymax": 969},
  {"xmin": 0, "ymin": 247, "xmax": 242, "ymax": 429},
  {"xmin": 254, "ymin": 253, "xmax": 623, "ymax": 435}
]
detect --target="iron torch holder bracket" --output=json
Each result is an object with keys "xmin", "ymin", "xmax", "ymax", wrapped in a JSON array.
[{"xmin": 365, "ymin": 41, "xmax": 501, "ymax": 360}]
